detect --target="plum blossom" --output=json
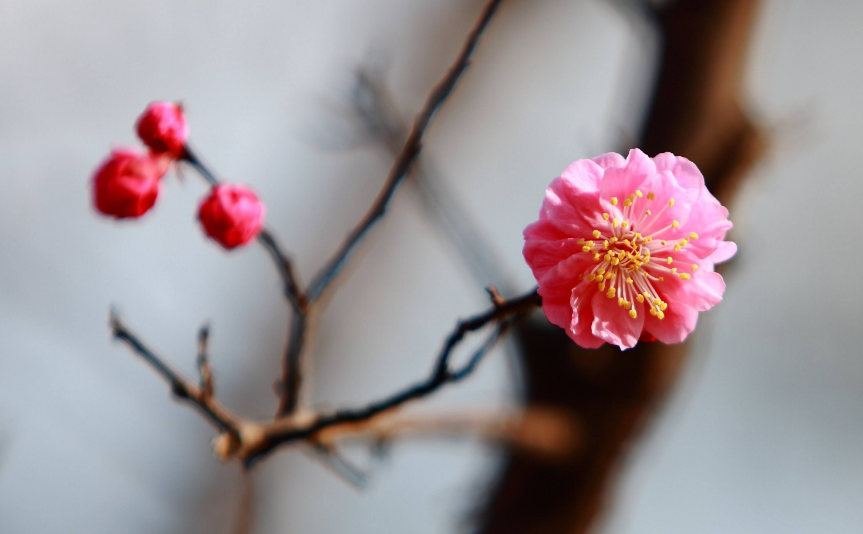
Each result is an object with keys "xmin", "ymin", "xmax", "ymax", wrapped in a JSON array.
[{"xmin": 523, "ymin": 149, "xmax": 736, "ymax": 350}]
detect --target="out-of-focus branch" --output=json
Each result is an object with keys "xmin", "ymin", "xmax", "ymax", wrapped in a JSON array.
[
  {"xmin": 344, "ymin": 67, "xmax": 513, "ymax": 292},
  {"xmin": 303, "ymin": 0, "xmax": 503, "ymax": 304},
  {"xmin": 323, "ymin": 407, "xmax": 582, "ymax": 462}
]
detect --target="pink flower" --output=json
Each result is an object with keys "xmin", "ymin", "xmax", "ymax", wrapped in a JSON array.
[
  {"xmin": 136, "ymin": 101, "xmax": 188, "ymax": 155},
  {"xmin": 523, "ymin": 149, "xmax": 736, "ymax": 350},
  {"xmin": 92, "ymin": 148, "xmax": 165, "ymax": 219},
  {"xmin": 198, "ymin": 184, "xmax": 265, "ymax": 249}
]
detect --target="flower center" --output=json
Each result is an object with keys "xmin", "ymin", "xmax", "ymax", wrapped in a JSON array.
[{"xmin": 576, "ymin": 191, "xmax": 699, "ymax": 320}]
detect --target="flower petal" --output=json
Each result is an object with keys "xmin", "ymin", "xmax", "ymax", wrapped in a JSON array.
[
  {"xmin": 591, "ymin": 152, "xmax": 626, "ymax": 170},
  {"xmin": 569, "ymin": 287, "xmax": 605, "ymax": 348},
  {"xmin": 590, "ymin": 289, "xmax": 644, "ymax": 350},
  {"xmin": 708, "ymin": 241, "xmax": 737, "ymax": 264},
  {"xmin": 643, "ymin": 299, "xmax": 699, "ymax": 344}
]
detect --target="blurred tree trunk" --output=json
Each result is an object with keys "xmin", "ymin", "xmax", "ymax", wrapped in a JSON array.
[{"xmin": 480, "ymin": 0, "xmax": 766, "ymax": 532}]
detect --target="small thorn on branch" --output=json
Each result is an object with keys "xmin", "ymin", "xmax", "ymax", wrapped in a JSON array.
[
  {"xmin": 198, "ymin": 323, "xmax": 214, "ymax": 398},
  {"xmin": 486, "ymin": 285, "xmax": 505, "ymax": 307}
]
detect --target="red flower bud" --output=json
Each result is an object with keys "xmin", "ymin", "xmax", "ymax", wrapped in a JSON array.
[
  {"xmin": 198, "ymin": 184, "xmax": 265, "ymax": 249},
  {"xmin": 136, "ymin": 101, "xmax": 188, "ymax": 155},
  {"xmin": 92, "ymin": 148, "xmax": 164, "ymax": 219}
]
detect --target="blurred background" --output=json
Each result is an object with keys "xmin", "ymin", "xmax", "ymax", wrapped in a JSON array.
[{"xmin": 1, "ymin": 0, "xmax": 862, "ymax": 532}]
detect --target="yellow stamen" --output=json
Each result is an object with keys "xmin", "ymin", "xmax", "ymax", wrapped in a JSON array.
[
  {"xmin": 629, "ymin": 309, "xmax": 638, "ymax": 319},
  {"xmin": 647, "ymin": 192, "xmax": 655, "ymax": 200},
  {"xmin": 689, "ymin": 232, "xmax": 698, "ymax": 239},
  {"xmin": 593, "ymin": 230, "xmax": 601, "ymax": 238},
  {"xmin": 672, "ymin": 220, "xmax": 679, "ymax": 228},
  {"xmin": 611, "ymin": 197, "xmax": 618, "ymax": 206},
  {"xmin": 603, "ymin": 213, "xmax": 610, "ymax": 220}
]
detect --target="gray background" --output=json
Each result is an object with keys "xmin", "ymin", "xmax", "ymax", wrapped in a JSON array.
[{"xmin": 1, "ymin": 0, "xmax": 861, "ymax": 532}]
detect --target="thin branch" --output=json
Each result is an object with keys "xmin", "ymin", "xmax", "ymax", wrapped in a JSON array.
[
  {"xmin": 304, "ymin": 0, "xmax": 504, "ymax": 304},
  {"xmin": 276, "ymin": 312, "xmax": 308, "ymax": 415},
  {"xmin": 109, "ymin": 310, "xmax": 240, "ymax": 435}
]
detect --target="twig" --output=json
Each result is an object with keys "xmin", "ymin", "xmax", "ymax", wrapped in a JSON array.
[
  {"xmin": 109, "ymin": 310, "xmax": 240, "ymax": 435},
  {"xmin": 275, "ymin": 0, "xmax": 505, "ymax": 417},
  {"xmin": 197, "ymin": 323, "xmax": 213, "ymax": 397}
]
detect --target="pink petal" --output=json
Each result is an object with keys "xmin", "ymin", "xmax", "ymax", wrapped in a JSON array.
[
  {"xmin": 599, "ymin": 149, "xmax": 656, "ymax": 211},
  {"xmin": 561, "ymin": 158, "xmax": 603, "ymax": 194},
  {"xmin": 591, "ymin": 152, "xmax": 626, "ymax": 170},
  {"xmin": 708, "ymin": 241, "xmax": 737, "ymax": 264},
  {"xmin": 522, "ymin": 226, "xmax": 588, "ymax": 281},
  {"xmin": 656, "ymin": 252, "xmax": 726, "ymax": 312},
  {"xmin": 653, "ymin": 153, "xmax": 706, "ymax": 194},
  {"xmin": 643, "ymin": 299, "xmax": 699, "ymax": 344},
  {"xmin": 569, "ymin": 287, "xmax": 605, "ymax": 348},
  {"xmin": 590, "ymin": 289, "xmax": 644, "ymax": 350}
]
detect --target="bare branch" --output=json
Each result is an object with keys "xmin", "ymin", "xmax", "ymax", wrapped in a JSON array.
[{"xmin": 109, "ymin": 310, "xmax": 240, "ymax": 435}]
